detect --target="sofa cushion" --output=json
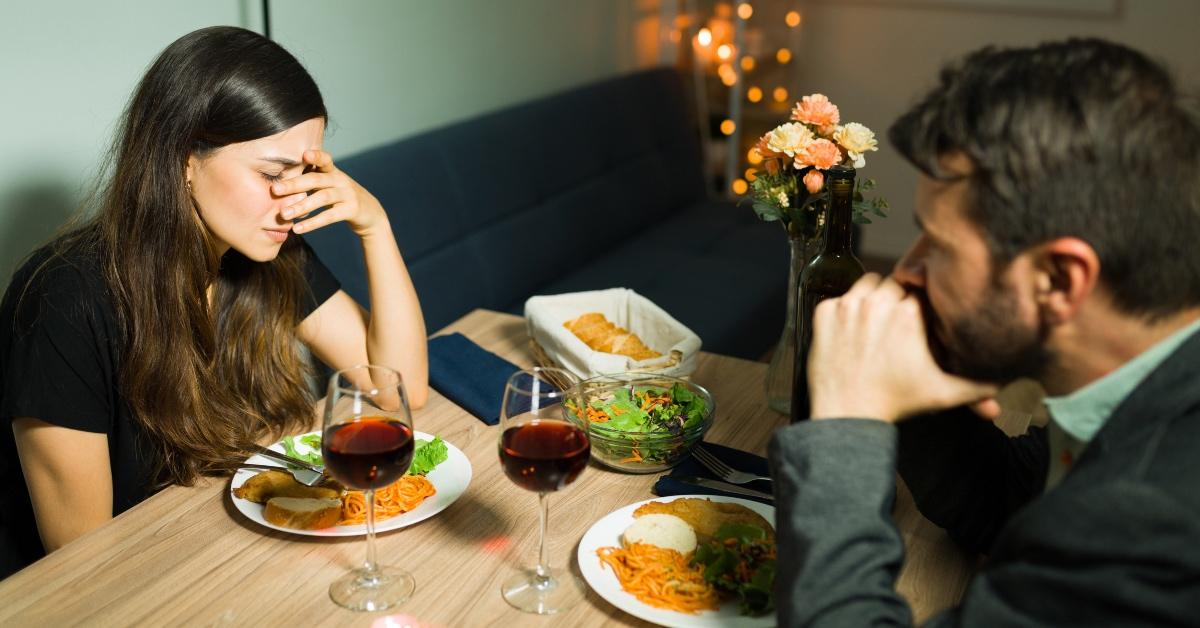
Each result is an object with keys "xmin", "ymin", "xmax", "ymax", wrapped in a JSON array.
[{"xmin": 505, "ymin": 200, "xmax": 788, "ymax": 359}]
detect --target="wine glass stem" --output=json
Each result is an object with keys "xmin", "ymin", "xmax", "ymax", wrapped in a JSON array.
[
  {"xmin": 535, "ymin": 492, "xmax": 550, "ymax": 583},
  {"xmin": 364, "ymin": 488, "xmax": 378, "ymax": 573}
]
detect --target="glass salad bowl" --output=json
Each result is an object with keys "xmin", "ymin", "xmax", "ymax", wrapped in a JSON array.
[{"xmin": 568, "ymin": 373, "xmax": 715, "ymax": 473}]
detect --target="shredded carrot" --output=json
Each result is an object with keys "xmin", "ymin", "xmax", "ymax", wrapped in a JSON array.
[
  {"xmin": 597, "ymin": 544, "xmax": 720, "ymax": 614},
  {"xmin": 587, "ymin": 406, "xmax": 611, "ymax": 423},
  {"xmin": 340, "ymin": 475, "xmax": 436, "ymax": 525},
  {"xmin": 620, "ymin": 446, "xmax": 643, "ymax": 463},
  {"xmin": 639, "ymin": 391, "xmax": 672, "ymax": 412}
]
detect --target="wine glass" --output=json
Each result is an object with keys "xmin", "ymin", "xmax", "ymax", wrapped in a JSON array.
[
  {"xmin": 322, "ymin": 364, "xmax": 416, "ymax": 611},
  {"xmin": 497, "ymin": 367, "xmax": 589, "ymax": 614}
]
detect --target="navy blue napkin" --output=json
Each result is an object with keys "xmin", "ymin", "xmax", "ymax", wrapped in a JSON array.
[
  {"xmin": 653, "ymin": 441, "xmax": 773, "ymax": 505},
  {"xmin": 427, "ymin": 332, "xmax": 520, "ymax": 425}
]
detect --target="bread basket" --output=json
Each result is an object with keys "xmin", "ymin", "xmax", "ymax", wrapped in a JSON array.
[{"xmin": 524, "ymin": 288, "xmax": 702, "ymax": 385}]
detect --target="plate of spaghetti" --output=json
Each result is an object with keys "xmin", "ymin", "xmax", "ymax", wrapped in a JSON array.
[
  {"xmin": 577, "ymin": 495, "xmax": 776, "ymax": 627},
  {"xmin": 230, "ymin": 430, "xmax": 471, "ymax": 537}
]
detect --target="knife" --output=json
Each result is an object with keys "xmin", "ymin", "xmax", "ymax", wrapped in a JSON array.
[
  {"xmin": 254, "ymin": 446, "xmax": 324, "ymax": 473},
  {"xmin": 672, "ymin": 475, "xmax": 774, "ymax": 502}
]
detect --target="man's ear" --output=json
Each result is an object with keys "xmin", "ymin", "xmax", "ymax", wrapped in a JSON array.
[{"xmin": 1033, "ymin": 237, "xmax": 1100, "ymax": 324}]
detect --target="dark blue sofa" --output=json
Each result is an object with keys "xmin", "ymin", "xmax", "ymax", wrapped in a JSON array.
[{"xmin": 305, "ymin": 68, "xmax": 787, "ymax": 359}]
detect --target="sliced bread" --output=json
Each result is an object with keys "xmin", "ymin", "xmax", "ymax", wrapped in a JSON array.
[{"xmin": 263, "ymin": 497, "xmax": 343, "ymax": 530}]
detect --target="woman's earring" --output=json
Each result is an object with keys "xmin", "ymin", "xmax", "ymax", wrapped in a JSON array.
[{"xmin": 186, "ymin": 180, "xmax": 193, "ymax": 192}]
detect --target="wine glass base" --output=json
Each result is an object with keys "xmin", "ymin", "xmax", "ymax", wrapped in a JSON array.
[
  {"xmin": 329, "ymin": 566, "xmax": 416, "ymax": 612},
  {"xmin": 501, "ymin": 568, "xmax": 586, "ymax": 614}
]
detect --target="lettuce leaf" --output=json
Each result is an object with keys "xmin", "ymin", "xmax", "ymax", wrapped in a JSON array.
[
  {"xmin": 281, "ymin": 434, "xmax": 324, "ymax": 467},
  {"xmin": 408, "ymin": 436, "xmax": 448, "ymax": 476},
  {"xmin": 281, "ymin": 433, "xmax": 448, "ymax": 477}
]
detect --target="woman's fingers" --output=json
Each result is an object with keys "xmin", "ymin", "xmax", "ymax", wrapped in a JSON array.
[
  {"xmin": 271, "ymin": 171, "xmax": 337, "ymax": 197},
  {"xmin": 282, "ymin": 187, "xmax": 343, "ymax": 221},
  {"xmin": 293, "ymin": 204, "xmax": 348, "ymax": 234},
  {"xmin": 304, "ymin": 149, "xmax": 336, "ymax": 172}
]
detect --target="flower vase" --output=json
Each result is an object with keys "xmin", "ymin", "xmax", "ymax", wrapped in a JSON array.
[{"xmin": 764, "ymin": 236, "xmax": 821, "ymax": 414}]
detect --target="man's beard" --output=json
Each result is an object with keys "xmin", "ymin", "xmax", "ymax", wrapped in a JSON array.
[{"xmin": 918, "ymin": 286, "xmax": 1052, "ymax": 384}]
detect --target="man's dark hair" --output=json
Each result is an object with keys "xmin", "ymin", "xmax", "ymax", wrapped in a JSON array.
[{"xmin": 890, "ymin": 38, "xmax": 1200, "ymax": 320}]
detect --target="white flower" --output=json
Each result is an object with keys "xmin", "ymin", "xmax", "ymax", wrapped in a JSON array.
[
  {"xmin": 777, "ymin": 190, "xmax": 789, "ymax": 207},
  {"xmin": 833, "ymin": 122, "xmax": 877, "ymax": 168},
  {"xmin": 766, "ymin": 122, "xmax": 815, "ymax": 158}
]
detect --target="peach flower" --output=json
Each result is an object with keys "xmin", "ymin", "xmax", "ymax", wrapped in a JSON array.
[
  {"xmin": 803, "ymin": 169, "xmax": 825, "ymax": 194},
  {"xmin": 754, "ymin": 133, "xmax": 786, "ymax": 160},
  {"xmin": 796, "ymin": 138, "xmax": 842, "ymax": 170},
  {"xmin": 765, "ymin": 122, "xmax": 815, "ymax": 158},
  {"xmin": 791, "ymin": 94, "xmax": 840, "ymax": 129},
  {"xmin": 833, "ymin": 122, "xmax": 878, "ymax": 168}
]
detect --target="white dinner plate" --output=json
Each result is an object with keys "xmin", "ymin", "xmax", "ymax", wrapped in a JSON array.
[
  {"xmin": 577, "ymin": 494, "xmax": 777, "ymax": 628},
  {"xmin": 231, "ymin": 430, "xmax": 471, "ymax": 537}
]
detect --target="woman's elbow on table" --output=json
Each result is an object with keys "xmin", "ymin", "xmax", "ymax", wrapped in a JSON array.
[
  {"xmin": 407, "ymin": 379, "xmax": 429, "ymax": 411},
  {"xmin": 12, "ymin": 418, "xmax": 114, "ymax": 552}
]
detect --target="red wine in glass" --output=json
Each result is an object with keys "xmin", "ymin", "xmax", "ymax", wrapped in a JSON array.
[
  {"xmin": 324, "ymin": 417, "xmax": 415, "ymax": 490},
  {"xmin": 500, "ymin": 419, "xmax": 590, "ymax": 493}
]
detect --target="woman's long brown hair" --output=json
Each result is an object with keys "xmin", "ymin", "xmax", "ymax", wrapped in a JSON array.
[{"xmin": 51, "ymin": 27, "xmax": 329, "ymax": 487}]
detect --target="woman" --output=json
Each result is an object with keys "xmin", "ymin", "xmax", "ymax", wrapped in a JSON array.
[{"xmin": 0, "ymin": 26, "xmax": 427, "ymax": 577}]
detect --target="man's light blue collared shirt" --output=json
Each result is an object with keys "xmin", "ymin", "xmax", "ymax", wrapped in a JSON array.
[{"xmin": 1042, "ymin": 317, "xmax": 1200, "ymax": 490}]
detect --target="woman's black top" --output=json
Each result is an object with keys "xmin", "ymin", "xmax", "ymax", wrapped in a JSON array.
[{"xmin": 0, "ymin": 239, "xmax": 339, "ymax": 578}]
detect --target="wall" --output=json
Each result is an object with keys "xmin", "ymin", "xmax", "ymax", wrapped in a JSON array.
[
  {"xmin": 0, "ymin": 1, "xmax": 253, "ymax": 292},
  {"xmin": 792, "ymin": 0, "xmax": 1200, "ymax": 259},
  {"xmin": 0, "ymin": 0, "xmax": 645, "ymax": 292}
]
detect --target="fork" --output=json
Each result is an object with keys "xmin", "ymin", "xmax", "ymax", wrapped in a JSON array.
[
  {"xmin": 252, "ymin": 447, "xmax": 327, "ymax": 487},
  {"xmin": 692, "ymin": 446, "xmax": 773, "ymax": 485},
  {"xmin": 238, "ymin": 463, "xmax": 326, "ymax": 487}
]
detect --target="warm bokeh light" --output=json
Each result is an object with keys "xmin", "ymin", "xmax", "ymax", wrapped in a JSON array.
[
  {"xmin": 774, "ymin": 86, "xmax": 789, "ymax": 102},
  {"xmin": 747, "ymin": 86, "xmax": 763, "ymax": 103},
  {"xmin": 740, "ymin": 56, "xmax": 755, "ymax": 72},
  {"xmin": 720, "ymin": 119, "xmax": 737, "ymax": 135},
  {"xmin": 786, "ymin": 11, "xmax": 802, "ymax": 27},
  {"xmin": 717, "ymin": 44, "xmax": 733, "ymax": 60},
  {"xmin": 732, "ymin": 179, "xmax": 749, "ymax": 194},
  {"xmin": 745, "ymin": 168, "xmax": 758, "ymax": 182},
  {"xmin": 777, "ymin": 48, "xmax": 792, "ymax": 64},
  {"xmin": 697, "ymin": 28, "xmax": 713, "ymax": 46},
  {"xmin": 669, "ymin": 29, "xmax": 681, "ymax": 44},
  {"xmin": 748, "ymin": 148, "xmax": 764, "ymax": 165},
  {"xmin": 737, "ymin": 3, "xmax": 753, "ymax": 20},
  {"xmin": 718, "ymin": 62, "xmax": 737, "ymax": 86}
]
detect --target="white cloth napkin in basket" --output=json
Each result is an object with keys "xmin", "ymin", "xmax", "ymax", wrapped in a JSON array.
[{"xmin": 524, "ymin": 288, "xmax": 702, "ymax": 380}]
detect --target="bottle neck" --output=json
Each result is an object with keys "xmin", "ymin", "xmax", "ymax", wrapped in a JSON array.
[{"xmin": 822, "ymin": 171, "xmax": 855, "ymax": 255}]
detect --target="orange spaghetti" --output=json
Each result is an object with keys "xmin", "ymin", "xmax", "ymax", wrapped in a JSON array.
[
  {"xmin": 340, "ymin": 475, "xmax": 437, "ymax": 525},
  {"xmin": 597, "ymin": 543, "xmax": 720, "ymax": 614}
]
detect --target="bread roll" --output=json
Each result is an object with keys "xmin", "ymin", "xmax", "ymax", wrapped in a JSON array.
[
  {"xmin": 564, "ymin": 312, "xmax": 661, "ymax": 360},
  {"xmin": 263, "ymin": 497, "xmax": 343, "ymax": 530}
]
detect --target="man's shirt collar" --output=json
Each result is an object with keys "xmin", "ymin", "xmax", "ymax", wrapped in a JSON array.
[{"xmin": 1044, "ymin": 317, "xmax": 1200, "ymax": 443}]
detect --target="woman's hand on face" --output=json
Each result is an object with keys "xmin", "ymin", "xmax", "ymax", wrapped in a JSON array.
[{"xmin": 272, "ymin": 149, "xmax": 389, "ymax": 238}]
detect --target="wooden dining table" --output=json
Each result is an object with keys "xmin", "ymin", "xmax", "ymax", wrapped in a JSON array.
[{"xmin": 0, "ymin": 309, "xmax": 977, "ymax": 626}]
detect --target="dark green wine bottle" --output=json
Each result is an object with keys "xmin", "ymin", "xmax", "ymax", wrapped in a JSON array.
[{"xmin": 791, "ymin": 165, "xmax": 865, "ymax": 422}]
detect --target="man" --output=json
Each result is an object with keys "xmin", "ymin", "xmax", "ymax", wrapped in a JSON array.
[{"xmin": 770, "ymin": 38, "xmax": 1200, "ymax": 625}]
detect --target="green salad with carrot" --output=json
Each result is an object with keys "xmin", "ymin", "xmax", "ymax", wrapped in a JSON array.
[
  {"xmin": 281, "ymin": 433, "xmax": 448, "ymax": 476},
  {"xmin": 567, "ymin": 383, "xmax": 709, "ymax": 464}
]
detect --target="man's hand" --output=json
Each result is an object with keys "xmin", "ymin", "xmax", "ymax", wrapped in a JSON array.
[{"xmin": 807, "ymin": 273, "xmax": 998, "ymax": 423}]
